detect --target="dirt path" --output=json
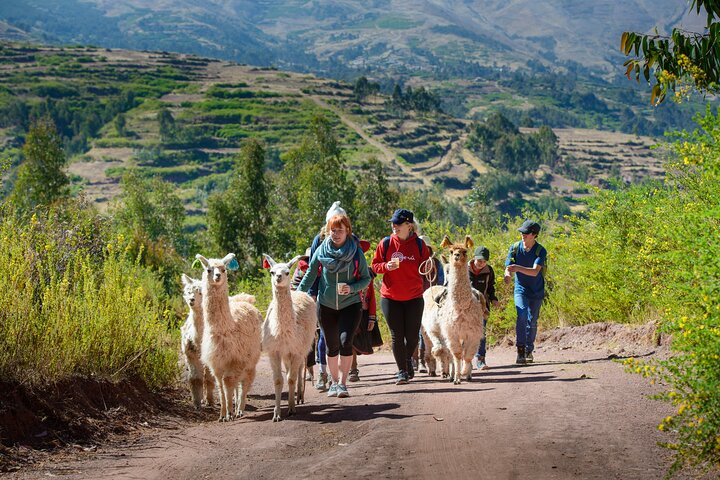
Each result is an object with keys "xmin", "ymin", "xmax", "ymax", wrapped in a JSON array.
[{"xmin": 8, "ymin": 345, "xmax": 684, "ymax": 480}]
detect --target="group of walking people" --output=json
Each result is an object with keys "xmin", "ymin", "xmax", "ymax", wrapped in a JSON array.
[{"xmin": 293, "ymin": 201, "xmax": 548, "ymax": 398}]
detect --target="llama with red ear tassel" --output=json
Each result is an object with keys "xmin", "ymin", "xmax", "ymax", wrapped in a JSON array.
[{"xmin": 262, "ymin": 254, "xmax": 317, "ymax": 422}]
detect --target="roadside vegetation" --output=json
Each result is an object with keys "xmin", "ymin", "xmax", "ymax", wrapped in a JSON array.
[{"xmin": 0, "ymin": 37, "xmax": 718, "ymax": 476}]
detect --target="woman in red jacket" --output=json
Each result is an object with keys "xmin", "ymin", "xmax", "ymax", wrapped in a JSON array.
[{"xmin": 371, "ymin": 209, "xmax": 430, "ymax": 385}]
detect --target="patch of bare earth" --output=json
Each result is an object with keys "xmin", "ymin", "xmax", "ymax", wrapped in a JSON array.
[{"xmin": 2, "ymin": 323, "xmax": 709, "ymax": 479}]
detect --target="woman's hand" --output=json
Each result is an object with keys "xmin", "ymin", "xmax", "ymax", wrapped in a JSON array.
[{"xmin": 367, "ymin": 316, "xmax": 376, "ymax": 331}]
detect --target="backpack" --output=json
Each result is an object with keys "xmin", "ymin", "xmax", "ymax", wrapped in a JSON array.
[
  {"xmin": 511, "ymin": 241, "xmax": 547, "ymax": 277},
  {"xmin": 381, "ymin": 235, "xmax": 424, "ymax": 262}
]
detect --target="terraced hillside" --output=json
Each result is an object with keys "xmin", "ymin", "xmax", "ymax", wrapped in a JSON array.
[{"xmin": 1, "ymin": 43, "xmax": 664, "ymax": 216}]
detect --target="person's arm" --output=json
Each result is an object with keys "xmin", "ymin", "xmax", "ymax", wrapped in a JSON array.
[
  {"xmin": 371, "ymin": 241, "xmax": 394, "ymax": 274},
  {"xmin": 504, "ymin": 245, "xmax": 514, "ymax": 284},
  {"xmin": 507, "ymin": 264, "xmax": 542, "ymax": 277},
  {"xmin": 367, "ymin": 279, "xmax": 377, "ymax": 331},
  {"xmin": 487, "ymin": 266, "xmax": 499, "ymax": 302},
  {"xmin": 349, "ymin": 253, "xmax": 371, "ymax": 293}
]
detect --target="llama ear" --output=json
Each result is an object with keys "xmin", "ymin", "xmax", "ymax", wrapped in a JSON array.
[
  {"xmin": 181, "ymin": 273, "xmax": 192, "ymax": 286},
  {"xmin": 287, "ymin": 255, "xmax": 302, "ymax": 269},
  {"xmin": 441, "ymin": 253, "xmax": 448, "ymax": 264},
  {"xmin": 263, "ymin": 254, "xmax": 275, "ymax": 269},
  {"xmin": 222, "ymin": 253, "xmax": 236, "ymax": 266},
  {"xmin": 440, "ymin": 235, "xmax": 452, "ymax": 249},
  {"xmin": 464, "ymin": 235, "xmax": 474, "ymax": 250},
  {"xmin": 195, "ymin": 254, "xmax": 209, "ymax": 268}
]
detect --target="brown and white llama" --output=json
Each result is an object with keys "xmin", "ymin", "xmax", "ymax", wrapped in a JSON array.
[
  {"xmin": 423, "ymin": 236, "xmax": 488, "ymax": 384},
  {"xmin": 196, "ymin": 253, "xmax": 262, "ymax": 422},
  {"xmin": 180, "ymin": 274, "xmax": 215, "ymax": 408},
  {"xmin": 262, "ymin": 254, "xmax": 317, "ymax": 422}
]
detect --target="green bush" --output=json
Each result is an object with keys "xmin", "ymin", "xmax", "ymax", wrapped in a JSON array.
[{"xmin": 0, "ymin": 201, "xmax": 179, "ymax": 388}]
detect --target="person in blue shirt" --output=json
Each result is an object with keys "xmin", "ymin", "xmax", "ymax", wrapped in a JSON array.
[{"xmin": 504, "ymin": 220, "xmax": 547, "ymax": 365}]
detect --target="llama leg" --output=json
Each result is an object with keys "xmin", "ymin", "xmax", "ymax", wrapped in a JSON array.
[
  {"xmin": 287, "ymin": 356, "xmax": 297, "ymax": 416},
  {"xmin": 297, "ymin": 362, "xmax": 306, "ymax": 405},
  {"xmin": 223, "ymin": 375, "xmax": 239, "ymax": 421},
  {"xmin": 203, "ymin": 366, "xmax": 215, "ymax": 407},
  {"xmin": 187, "ymin": 357, "xmax": 203, "ymax": 409},
  {"xmin": 270, "ymin": 354, "xmax": 283, "ymax": 422},
  {"xmin": 217, "ymin": 374, "xmax": 227, "ymax": 422}
]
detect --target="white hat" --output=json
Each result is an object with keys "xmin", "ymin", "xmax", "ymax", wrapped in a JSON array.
[{"xmin": 325, "ymin": 201, "xmax": 347, "ymax": 222}]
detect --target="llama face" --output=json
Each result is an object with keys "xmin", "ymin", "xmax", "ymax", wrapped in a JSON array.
[
  {"xmin": 269, "ymin": 263, "xmax": 292, "ymax": 288},
  {"xmin": 264, "ymin": 254, "xmax": 301, "ymax": 290},
  {"xmin": 182, "ymin": 276, "xmax": 202, "ymax": 307},
  {"xmin": 206, "ymin": 262, "xmax": 227, "ymax": 285},
  {"xmin": 448, "ymin": 245, "xmax": 469, "ymax": 266}
]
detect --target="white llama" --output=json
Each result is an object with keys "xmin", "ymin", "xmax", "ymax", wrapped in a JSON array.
[
  {"xmin": 196, "ymin": 253, "xmax": 262, "ymax": 422},
  {"xmin": 180, "ymin": 274, "xmax": 215, "ymax": 408},
  {"xmin": 430, "ymin": 236, "xmax": 488, "ymax": 384},
  {"xmin": 262, "ymin": 254, "xmax": 317, "ymax": 422}
]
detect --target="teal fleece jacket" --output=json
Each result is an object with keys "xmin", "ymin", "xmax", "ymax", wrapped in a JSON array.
[{"xmin": 298, "ymin": 245, "xmax": 371, "ymax": 311}]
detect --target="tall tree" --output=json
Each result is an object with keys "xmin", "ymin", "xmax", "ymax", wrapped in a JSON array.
[
  {"xmin": 273, "ymin": 115, "xmax": 354, "ymax": 250},
  {"xmin": 622, "ymin": 1, "xmax": 720, "ymax": 104},
  {"xmin": 207, "ymin": 139, "xmax": 272, "ymax": 275},
  {"xmin": 352, "ymin": 158, "xmax": 398, "ymax": 241},
  {"xmin": 10, "ymin": 118, "xmax": 69, "ymax": 212},
  {"xmin": 113, "ymin": 170, "xmax": 188, "ymax": 255}
]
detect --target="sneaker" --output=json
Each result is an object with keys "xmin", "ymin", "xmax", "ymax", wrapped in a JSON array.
[
  {"xmin": 418, "ymin": 360, "xmax": 428, "ymax": 373},
  {"xmin": 315, "ymin": 372, "xmax": 328, "ymax": 391},
  {"xmin": 327, "ymin": 383, "xmax": 339, "ymax": 397},
  {"xmin": 336, "ymin": 384, "xmax": 349, "ymax": 398},
  {"xmin": 395, "ymin": 371, "xmax": 409, "ymax": 385},
  {"xmin": 525, "ymin": 352, "xmax": 534, "ymax": 363},
  {"xmin": 348, "ymin": 369, "xmax": 360, "ymax": 382},
  {"xmin": 305, "ymin": 371, "xmax": 314, "ymax": 381},
  {"xmin": 476, "ymin": 357, "xmax": 489, "ymax": 370},
  {"xmin": 406, "ymin": 359, "xmax": 415, "ymax": 379}
]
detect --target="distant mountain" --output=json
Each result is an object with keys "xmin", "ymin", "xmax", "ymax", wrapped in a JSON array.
[{"xmin": 0, "ymin": 1, "xmax": 704, "ymax": 79}]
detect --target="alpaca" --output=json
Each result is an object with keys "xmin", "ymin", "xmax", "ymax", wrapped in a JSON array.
[
  {"xmin": 421, "ymin": 285, "xmax": 452, "ymax": 378},
  {"xmin": 262, "ymin": 254, "xmax": 317, "ymax": 422},
  {"xmin": 196, "ymin": 253, "xmax": 262, "ymax": 422},
  {"xmin": 428, "ymin": 236, "xmax": 488, "ymax": 384},
  {"xmin": 180, "ymin": 274, "xmax": 215, "ymax": 408}
]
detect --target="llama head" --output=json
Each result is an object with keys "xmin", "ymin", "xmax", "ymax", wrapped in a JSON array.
[
  {"xmin": 181, "ymin": 273, "xmax": 202, "ymax": 308},
  {"xmin": 440, "ymin": 235, "xmax": 474, "ymax": 268},
  {"xmin": 196, "ymin": 253, "xmax": 235, "ymax": 287},
  {"xmin": 263, "ymin": 254, "xmax": 302, "ymax": 289}
]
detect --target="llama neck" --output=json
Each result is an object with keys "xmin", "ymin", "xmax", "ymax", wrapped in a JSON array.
[
  {"xmin": 203, "ymin": 283, "xmax": 232, "ymax": 332},
  {"xmin": 191, "ymin": 304, "xmax": 204, "ymax": 335},
  {"xmin": 448, "ymin": 263, "xmax": 473, "ymax": 306},
  {"xmin": 270, "ymin": 286, "xmax": 295, "ymax": 331}
]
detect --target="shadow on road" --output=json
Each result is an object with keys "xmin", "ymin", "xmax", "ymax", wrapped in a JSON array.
[{"xmin": 245, "ymin": 401, "xmax": 421, "ymax": 424}]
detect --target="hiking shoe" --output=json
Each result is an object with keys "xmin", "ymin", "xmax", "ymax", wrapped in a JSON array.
[
  {"xmin": 477, "ymin": 357, "xmax": 489, "ymax": 370},
  {"xmin": 336, "ymin": 384, "xmax": 349, "ymax": 398},
  {"xmin": 406, "ymin": 359, "xmax": 415, "ymax": 379},
  {"xmin": 525, "ymin": 352, "xmax": 534, "ymax": 363},
  {"xmin": 348, "ymin": 369, "xmax": 360, "ymax": 382},
  {"xmin": 395, "ymin": 371, "xmax": 409, "ymax": 385},
  {"xmin": 327, "ymin": 383, "xmax": 339, "ymax": 397},
  {"xmin": 516, "ymin": 347, "xmax": 526, "ymax": 365},
  {"xmin": 315, "ymin": 372, "xmax": 328, "ymax": 391},
  {"xmin": 418, "ymin": 360, "xmax": 428, "ymax": 373}
]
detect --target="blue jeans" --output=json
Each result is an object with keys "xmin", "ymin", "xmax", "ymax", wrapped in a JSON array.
[
  {"xmin": 475, "ymin": 317, "xmax": 489, "ymax": 358},
  {"xmin": 514, "ymin": 292, "xmax": 543, "ymax": 353}
]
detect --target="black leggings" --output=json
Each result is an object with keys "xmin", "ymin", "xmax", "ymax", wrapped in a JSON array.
[
  {"xmin": 380, "ymin": 297, "xmax": 424, "ymax": 372},
  {"xmin": 319, "ymin": 303, "xmax": 362, "ymax": 357}
]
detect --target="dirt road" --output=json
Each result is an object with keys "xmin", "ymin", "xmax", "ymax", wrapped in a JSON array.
[{"xmin": 9, "ymin": 347, "xmax": 681, "ymax": 480}]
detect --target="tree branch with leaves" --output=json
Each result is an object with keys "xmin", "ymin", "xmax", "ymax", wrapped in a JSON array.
[{"xmin": 622, "ymin": 0, "xmax": 720, "ymax": 104}]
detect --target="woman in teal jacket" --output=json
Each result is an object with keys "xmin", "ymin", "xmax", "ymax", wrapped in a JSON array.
[{"xmin": 298, "ymin": 213, "xmax": 370, "ymax": 398}]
